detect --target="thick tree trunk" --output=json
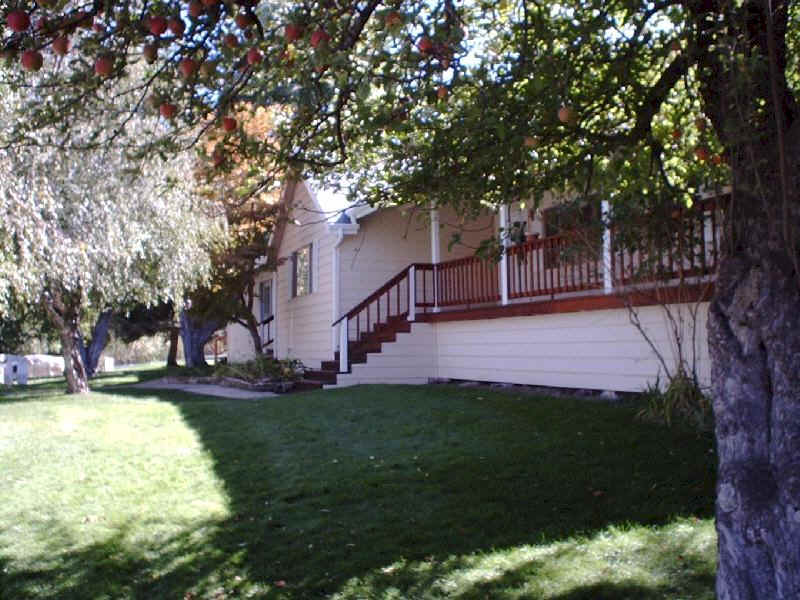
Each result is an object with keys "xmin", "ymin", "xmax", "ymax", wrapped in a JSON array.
[
  {"xmin": 78, "ymin": 310, "xmax": 112, "ymax": 378},
  {"xmin": 166, "ymin": 326, "xmax": 180, "ymax": 367},
  {"xmin": 179, "ymin": 309, "xmax": 223, "ymax": 368},
  {"xmin": 709, "ymin": 250, "xmax": 800, "ymax": 599},
  {"xmin": 61, "ymin": 321, "xmax": 90, "ymax": 394},
  {"xmin": 242, "ymin": 312, "xmax": 264, "ymax": 357}
]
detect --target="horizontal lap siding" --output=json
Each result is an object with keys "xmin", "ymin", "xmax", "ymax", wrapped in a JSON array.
[
  {"xmin": 276, "ymin": 184, "xmax": 335, "ymax": 369},
  {"xmin": 433, "ymin": 303, "xmax": 710, "ymax": 392},
  {"xmin": 339, "ymin": 208, "xmax": 432, "ymax": 315},
  {"xmin": 339, "ymin": 206, "xmax": 496, "ymax": 317}
]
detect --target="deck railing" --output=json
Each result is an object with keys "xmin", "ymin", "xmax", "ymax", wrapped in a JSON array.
[
  {"xmin": 260, "ymin": 315, "xmax": 275, "ymax": 351},
  {"xmin": 507, "ymin": 231, "xmax": 604, "ymax": 299},
  {"xmin": 332, "ymin": 198, "xmax": 723, "ymax": 373}
]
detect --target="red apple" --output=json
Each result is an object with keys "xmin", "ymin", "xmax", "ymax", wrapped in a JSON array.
[
  {"xmin": 385, "ymin": 11, "xmax": 403, "ymax": 28},
  {"xmin": 188, "ymin": 1, "xmax": 204, "ymax": 18},
  {"xmin": 20, "ymin": 50, "xmax": 43, "ymax": 71},
  {"xmin": 712, "ymin": 153, "xmax": 723, "ymax": 165},
  {"xmin": 417, "ymin": 37, "xmax": 433, "ymax": 54},
  {"xmin": 51, "ymin": 36, "xmax": 70, "ymax": 56},
  {"xmin": 169, "ymin": 18, "xmax": 185, "ymax": 37},
  {"xmin": 671, "ymin": 128, "xmax": 681, "ymax": 141},
  {"xmin": 523, "ymin": 135, "xmax": 539, "ymax": 148},
  {"xmin": 224, "ymin": 33, "xmax": 239, "ymax": 48},
  {"xmin": 222, "ymin": 117, "xmax": 237, "ymax": 132},
  {"xmin": 7, "ymin": 10, "xmax": 31, "ymax": 32},
  {"xmin": 558, "ymin": 105, "xmax": 576, "ymax": 125},
  {"xmin": 310, "ymin": 27, "xmax": 329, "ymax": 48},
  {"xmin": 246, "ymin": 47, "xmax": 262, "ymax": 65},
  {"xmin": 694, "ymin": 146, "xmax": 710, "ymax": 161},
  {"xmin": 179, "ymin": 57, "xmax": 198, "ymax": 77},
  {"xmin": 159, "ymin": 102, "xmax": 178, "ymax": 119},
  {"xmin": 235, "ymin": 12, "xmax": 253, "ymax": 29},
  {"xmin": 143, "ymin": 43, "xmax": 158, "ymax": 63},
  {"xmin": 285, "ymin": 23, "xmax": 302, "ymax": 42},
  {"xmin": 94, "ymin": 55, "xmax": 113, "ymax": 77},
  {"xmin": 436, "ymin": 85, "xmax": 447, "ymax": 100},
  {"xmin": 149, "ymin": 15, "xmax": 168, "ymax": 36}
]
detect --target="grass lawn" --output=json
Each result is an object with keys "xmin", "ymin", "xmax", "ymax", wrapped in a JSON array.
[{"xmin": 0, "ymin": 372, "xmax": 716, "ymax": 599}]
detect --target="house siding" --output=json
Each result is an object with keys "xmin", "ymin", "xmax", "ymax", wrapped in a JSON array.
[
  {"xmin": 434, "ymin": 302, "xmax": 710, "ymax": 392},
  {"xmin": 338, "ymin": 206, "xmax": 496, "ymax": 318},
  {"xmin": 275, "ymin": 183, "xmax": 336, "ymax": 369}
]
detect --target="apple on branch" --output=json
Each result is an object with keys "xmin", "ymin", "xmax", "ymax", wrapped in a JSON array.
[
  {"xmin": 169, "ymin": 18, "xmax": 185, "ymax": 37},
  {"xmin": 7, "ymin": 10, "xmax": 31, "ymax": 32},
  {"xmin": 222, "ymin": 117, "xmax": 237, "ymax": 132},
  {"xmin": 51, "ymin": 36, "xmax": 71, "ymax": 56},
  {"xmin": 149, "ymin": 16, "xmax": 168, "ymax": 36},
  {"xmin": 310, "ymin": 28, "xmax": 330, "ymax": 49},
  {"xmin": 94, "ymin": 56, "xmax": 114, "ymax": 77},
  {"xmin": 21, "ymin": 50, "xmax": 43, "ymax": 71},
  {"xmin": 143, "ymin": 43, "xmax": 158, "ymax": 63},
  {"xmin": 179, "ymin": 58, "xmax": 198, "ymax": 78},
  {"xmin": 159, "ymin": 103, "xmax": 178, "ymax": 119},
  {"xmin": 285, "ymin": 23, "xmax": 303, "ymax": 42}
]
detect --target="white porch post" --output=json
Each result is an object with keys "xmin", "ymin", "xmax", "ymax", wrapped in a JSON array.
[
  {"xmin": 332, "ymin": 230, "xmax": 344, "ymax": 354},
  {"xmin": 430, "ymin": 202, "xmax": 441, "ymax": 311},
  {"xmin": 602, "ymin": 200, "xmax": 613, "ymax": 294},
  {"xmin": 499, "ymin": 204, "xmax": 510, "ymax": 305},
  {"xmin": 271, "ymin": 273, "xmax": 278, "ymax": 357},
  {"xmin": 339, "ymin": 316, "xmax": 349, "ymax": 373},
  {"xmin": 408, "ymin": 265, "xmax": 416, "ymax": 321}
]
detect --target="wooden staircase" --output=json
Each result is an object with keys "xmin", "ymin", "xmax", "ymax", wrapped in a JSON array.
[{"xmin": 301, "ymin": 314, "xmax": 412, "ymax": 389}]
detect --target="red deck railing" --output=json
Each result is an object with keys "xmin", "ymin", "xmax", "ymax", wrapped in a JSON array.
[{"xmin": 332, "ymin": 198, "xmax": 722, "ymax": 372}]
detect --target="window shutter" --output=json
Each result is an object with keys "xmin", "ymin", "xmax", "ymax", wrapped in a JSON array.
[
  {"xmin": 291, "ymin": 252, "xmax": 297, "ymax": 298},
  {"xmin": 312, "ymin": 240, "xmax": 320, "ymax": 293}
]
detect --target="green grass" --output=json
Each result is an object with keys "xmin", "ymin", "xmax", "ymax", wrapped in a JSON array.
[{"xmin": 0, "ymin": 375, "xmax": 717, "ymax": 599}]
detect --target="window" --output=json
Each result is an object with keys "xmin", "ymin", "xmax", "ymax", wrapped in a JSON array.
[
  {"xmin": 291, "ymin": 244, "xmax": 312, "ymax": 297},
  {"xmin": 259, "ymin": 280, "xmax": 272, "ymax": 321}
]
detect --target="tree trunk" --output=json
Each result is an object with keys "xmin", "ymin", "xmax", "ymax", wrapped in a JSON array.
[
  {"xmin": 78, "ymin": 310, "xmax": 112, "ymax": 377},
  {"xmin": 61, "ymin": 320, "xmax": 90, "ymax": 394},
  {"xmin": 166, "ymin": 326, "xmax": 180, "ymax": 367},
  {"xmin": 179, "ymin": 309, "xmax": 222, "ymax": 368},
  {"xmin": 242, "ymin": 312, "xmax": 264, "ymax": 357},
  {"xmin": 709, "ymin": 250, "xmax": 800, "ymax": 599}
]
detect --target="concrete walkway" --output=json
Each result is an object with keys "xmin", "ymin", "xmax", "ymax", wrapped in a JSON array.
[{"xmin": 129, "ymin": 378, "xmax": 277, "ymax": 399}]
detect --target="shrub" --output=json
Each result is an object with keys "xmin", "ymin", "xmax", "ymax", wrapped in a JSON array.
[
  {"xmin": 637, "ymin": 371, "xmax": 713, "ymax": 431},
  {"xmin": 213, "ymin": 356, "xmax": 304, "ymax": 382}
]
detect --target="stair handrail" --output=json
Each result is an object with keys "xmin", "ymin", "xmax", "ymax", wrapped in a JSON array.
[{"xmin": 332, "ymin": 265, "xmax": 417, "ymax": 327}]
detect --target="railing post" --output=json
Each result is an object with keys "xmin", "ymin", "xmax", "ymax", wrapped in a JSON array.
[
  {"xmin": 408, "ymin": 265, "xmax": 416, "ymax": 321},
  {"xmin": 602, "ymin": 200, "xmax": 613, "ymax": 294},
  {"xmin": 430, "ymin": 202, "xmax": 441, "ymax": 312},
  {"xmin": 499, "ymin": 204, "xmax": 509, "ymax": 305},
  {"xmin": 339, "ymin": 317, "xmax": 349, "ymax": 373}
]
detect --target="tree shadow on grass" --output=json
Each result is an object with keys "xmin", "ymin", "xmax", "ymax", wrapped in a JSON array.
[{"xmin": 3, "ymin": 384, "xmax": 716, "ymax": 598}]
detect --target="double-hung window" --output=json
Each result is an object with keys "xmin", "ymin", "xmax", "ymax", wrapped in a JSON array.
[{"xmin": 291, "ymin": 244, "xmax": 312, "ymax": 298}]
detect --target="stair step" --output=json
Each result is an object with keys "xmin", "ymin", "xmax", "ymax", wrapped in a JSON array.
[{"xmin": 303, "ymin": 369, "xmax": 338, "ymax": 384}]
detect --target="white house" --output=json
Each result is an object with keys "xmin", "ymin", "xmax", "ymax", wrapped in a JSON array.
[{"xmin": 225, "ymin": 180, "xmax": 717, "ymax": 392}]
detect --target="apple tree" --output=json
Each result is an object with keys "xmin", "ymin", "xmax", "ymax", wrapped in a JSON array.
[{"xmin": 1, "ymin": 0, "xmax": 799, "ymax": 595}]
